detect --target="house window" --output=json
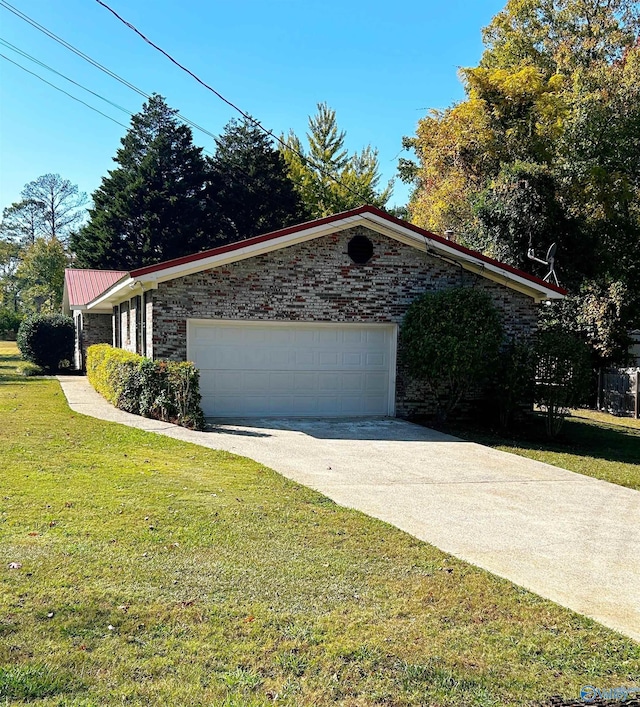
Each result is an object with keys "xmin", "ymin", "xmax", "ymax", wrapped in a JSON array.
[
  {"xmin": 124, "ymin": 302, "xmax": 130, "ymax": 345},
  {"xmin": 141, "ymin": 291, "xmax": 147, "ymax": 357}
]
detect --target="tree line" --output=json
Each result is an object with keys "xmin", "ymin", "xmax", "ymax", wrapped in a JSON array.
[
  {"xmin": 400, "ymin": 0, "xmax": 640, "ymax": 366},
  {"xmin": 2, "ymin": 0, "xmax": 639, "ymax": 368},
  {"xmin": 0, "ymin": 99, "xmax": 392, "ymax": 323}
]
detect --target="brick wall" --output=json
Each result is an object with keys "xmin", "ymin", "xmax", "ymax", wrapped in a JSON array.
[
  {"xmin": 77, "ymin": 312, "xmax": 112, "ymax": 370},
  {"xmin": 149, "ymin": 226, "xmax": 539, "ymax": 417}
]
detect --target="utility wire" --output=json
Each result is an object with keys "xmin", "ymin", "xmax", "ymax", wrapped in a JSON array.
[
  {"xmin": 0, "ymin": 37, "xmax": 134, "ymax": 118},
  {"xmin": 0, "ymin": 36, "xmax": 211, "ymax": 156},
  {"xmin": 94, "ymin": 0, "xmax": 370, "ymax": 204},
  {"xmin": 1, "ymin": 0, "xmax": 372, "ymax": 203},
  {"xmin": 0, "ymin": 52, "xmax": 129, "ymax": 129},
  {"xmin": 0, "ymin": 0, "xmax": 218, "ymax": 143},
  {"xmin": 0, "ymin": 35, "xmax": 267, "ymax": 191}
]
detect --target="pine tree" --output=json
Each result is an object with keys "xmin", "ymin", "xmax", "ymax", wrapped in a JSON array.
[
  {"xmin": 71, "ymin": 95, "xmax": 212, "ymax": 269},
  {"xmin": 282, "ymin": 103, "xmax": 393, "ymax": 218},
  {"xmin": 209, "ymin": 118, "xmax": 308, "ymax": 242}
]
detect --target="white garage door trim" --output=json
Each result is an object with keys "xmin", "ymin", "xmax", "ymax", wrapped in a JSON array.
[{"xmin": 187, "ymin": 319, "xmax": 397, "ymax": 418}]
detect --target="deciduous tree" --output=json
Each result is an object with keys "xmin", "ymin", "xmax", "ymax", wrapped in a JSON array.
[
  {"xmin": 0, "ymin": 199, "xmax": 44, "ymax": 246},
  {"xmin": 401, "ymin": 0, "xmax": 640, "ymax": 364},
  {"xmin": 20, "ymin": 174, "xmax": 87, "ymax": 243},
  {"xmin": 16, "ymin": 237, "xmax": 68, "ymax": 314}
]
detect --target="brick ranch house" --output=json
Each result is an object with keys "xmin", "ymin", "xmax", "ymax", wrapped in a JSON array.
[{"xmin": 63, "ymin": 205, "xmax": 565, "ymax": 418}]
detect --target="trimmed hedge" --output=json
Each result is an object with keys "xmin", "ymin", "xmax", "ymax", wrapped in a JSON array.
[
  {"xmin": 17, "ymin": 314, "xmax": 74, "ymax": 372},
  {"xmin": 86, "ymin": 344, "xmax": 205, "ymax": 430}
]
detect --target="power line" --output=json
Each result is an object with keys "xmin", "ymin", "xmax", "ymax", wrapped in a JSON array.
[
  {"xmin": 0, "ymin": 35, "xmax": 269, "ymax": 191},
  {"xmin": 0, "ymin": 35, "xmax": 214, "ymax": 156},
  {"xmin": 0, "ymin": 0, "xmax": 218, "ymax": 143},
  {"xmin": 94, "ymin": 0, "xmax": 370, "ymax": 204},
  {"xmin": 1, "ymin": 0, "xmax": 373, "ymax": 203},
  {"xmin": 0, "ymin": 37, "xmax": 134, "ymax": 118},
  {"xmin": 0, "ymin": 52, "xmax": 130, "ymax": 129}
]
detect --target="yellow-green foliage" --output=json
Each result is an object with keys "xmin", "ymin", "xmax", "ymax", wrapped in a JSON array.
[
  {"xmin": 86, "ymin": 343, "xmax": 140, "ymax": 406},
  {"xmin": 86, "ymin": 344, "xmax": 204, "ymax": 429}
]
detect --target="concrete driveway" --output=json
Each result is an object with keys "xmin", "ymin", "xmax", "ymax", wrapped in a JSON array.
[{"xmin": 59, "ymin": 376, "xmax": 640, "ymax": 642}]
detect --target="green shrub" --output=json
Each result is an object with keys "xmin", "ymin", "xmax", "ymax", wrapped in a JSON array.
[
  {"xmin": 0, "ymin": 308, "xmax": 22, "ymax": 340},
  {"xmin": 16, "ymin": 314, "xmax": 74, "ymax": 372},
  {"xmin": 491, "ymin": 336, "xmax": 536, "ymax": 430},
  {"xmin": 86, "ymin": 344, "xmax": 204, "ymax": 429},
  {"xmin": 534, "ymin": 327, "xmax": 592, "ymax": 438},
  {"xmin": 401, "ymin": 287, "xmax": 504, "ymax": 421}
]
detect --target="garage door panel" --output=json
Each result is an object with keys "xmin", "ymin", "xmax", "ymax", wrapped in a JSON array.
[
  {"xmin": 341, "ymin": 372, "xmax": 365, "ymax": 391},
  {"xmin": 366, "ymin": 352, "xmax": 385, "ymax": 366},
  {"xmin": 317, "ymin": 329, "xmax": 340, "ymax": 345},
  {"xmin": 343, "ymin": 329, "xmax": 364, "ymax": 344},
  {"xmin": 293, "ymin": 372, "xmax": 319, "ymax": 391},
  {"xmin": 294, "ymin": 329, "xmax": 317, "ymax": 346},
  {"xmin": 343, "ymin": 352, "xmax": 364, "ymax": 367},
  {"xmin": 189, "ymin": 321, "xmax": 394, "ymax": 417},
  {"xmin": 268, "ymin": 349, "xmax": 293, "ymax": 367},
  {"xmin": 362, "ymin": 396, "xmax": 388, "ymax": 414},
  {"xmin": 316, "ymin": 396, "xmax": 340, "ymax": 415},
  {"xmin": 366, "ymin": 371, "xmax": 389, "ymax": 392},
  {"xmin": 317, "ymin": 372, "xmax": 341, "ymax": 391},
  {"xmin": 366, "ymin": 329, "xmax": 388, "ymax": 345},
  {"xmin": 318, "ymin": 351, "xmax": 338, "ymax": 366},
  {"xmin": 295, "ymin": 350, "xmax": 316, "ymax": 366}
]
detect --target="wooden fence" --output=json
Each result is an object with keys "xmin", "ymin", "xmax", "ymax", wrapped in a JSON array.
[{"xmin": 598, "ymin": 368, "xmax": 640, "ymax": 419}]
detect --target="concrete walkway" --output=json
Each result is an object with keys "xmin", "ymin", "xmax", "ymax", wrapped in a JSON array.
[{"xmin": 58, "ymin": 375, "xmax": 640, "ymax": 642}]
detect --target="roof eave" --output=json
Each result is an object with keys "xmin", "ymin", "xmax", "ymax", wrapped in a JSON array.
[
  {"xmin": 359, "ymin": 213, "xmax": 565, "ymax": 301},
  {"xmin": 85, "ymin": 275, "xmax": 134, "ymax": 310},
  {"xmin": 129, "ymin": 213, "xmax": 365, "ymax": 282},
  {"xmin": 84, "ymin": 206, "xmax": 566, "ymax": 307}
]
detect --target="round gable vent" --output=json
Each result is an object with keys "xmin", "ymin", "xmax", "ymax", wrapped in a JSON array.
[{"xmin": 348, "ymin": 235, "xmax": 374, "ymax": 264}]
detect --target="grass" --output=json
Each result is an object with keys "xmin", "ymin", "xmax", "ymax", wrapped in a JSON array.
[
  {"xmin": 449, "ymin": 406, "xmax": 640, "ymax": 492},
  {"xmin": 1, "ymin": 340, "xmax": 638, "ymax": 705},
  {"xmin": 570, "ymin": 408, "xmax": 640, "ymax": 431}
]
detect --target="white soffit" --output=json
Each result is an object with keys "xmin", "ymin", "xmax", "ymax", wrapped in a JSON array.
[{"xmin": 87, "ymin": 212, "xmax": 563, "ymax": 307}]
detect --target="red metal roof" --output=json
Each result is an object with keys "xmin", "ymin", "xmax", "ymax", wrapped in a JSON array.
[
  {"xmin": 65, "ymin": 268, "xmax": 128, "ymax": 307},
  {"xmin": 129, "ymin": 205, "xmax": 567, "ymax": 296}
]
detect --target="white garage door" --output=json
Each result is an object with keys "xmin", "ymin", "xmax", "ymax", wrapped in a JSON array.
[{"xmin": 188, "ymin": 320, "xmax": 396, "ymax": 418}]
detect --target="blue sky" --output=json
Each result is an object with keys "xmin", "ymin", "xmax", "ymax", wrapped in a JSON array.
[{"xmin": 0, "ymin": 0, "xmax": 505, "ymax": 215}]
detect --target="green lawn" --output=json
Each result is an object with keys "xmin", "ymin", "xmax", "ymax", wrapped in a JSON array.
[
  {"xmin": 450, "ymin": 406, "xmax": 640, "ymax": 491},
  {"xmin": 1, "ymin": 342, "xmax": 638, "ymax": 706}
]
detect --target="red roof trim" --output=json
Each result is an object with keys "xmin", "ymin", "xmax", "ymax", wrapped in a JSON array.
[
  {"xmin": 129, "ymin": 208, "xmax": 367, "ymax": 278},
  {"xmin": 359, "ymin": 206, "xmax": 567, "ymax": 295},
  {"xmin": 127, "ymin": 204, "xmax": 565, "ymax": 295}
]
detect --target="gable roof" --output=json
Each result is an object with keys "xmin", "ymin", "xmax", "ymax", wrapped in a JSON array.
[
  {"xmin": 63, "ymin": 268, "xmax": 128, "ymax": 313},
  {"xmin": 85, "ymin": 205, "xmax": 566, "ymax": 309}
]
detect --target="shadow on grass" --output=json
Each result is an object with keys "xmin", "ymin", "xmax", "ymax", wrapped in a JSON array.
[
  {"xmin": 0, "ymin": 346, "xmax": 76, "ymax": 384},
  {"xmin": 450, "ymin": 413, "xmax": 640, "ymax": 468},
  {"xmin": 0, "ymin": 349, "xmax": 43, "ymax": 384}
]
